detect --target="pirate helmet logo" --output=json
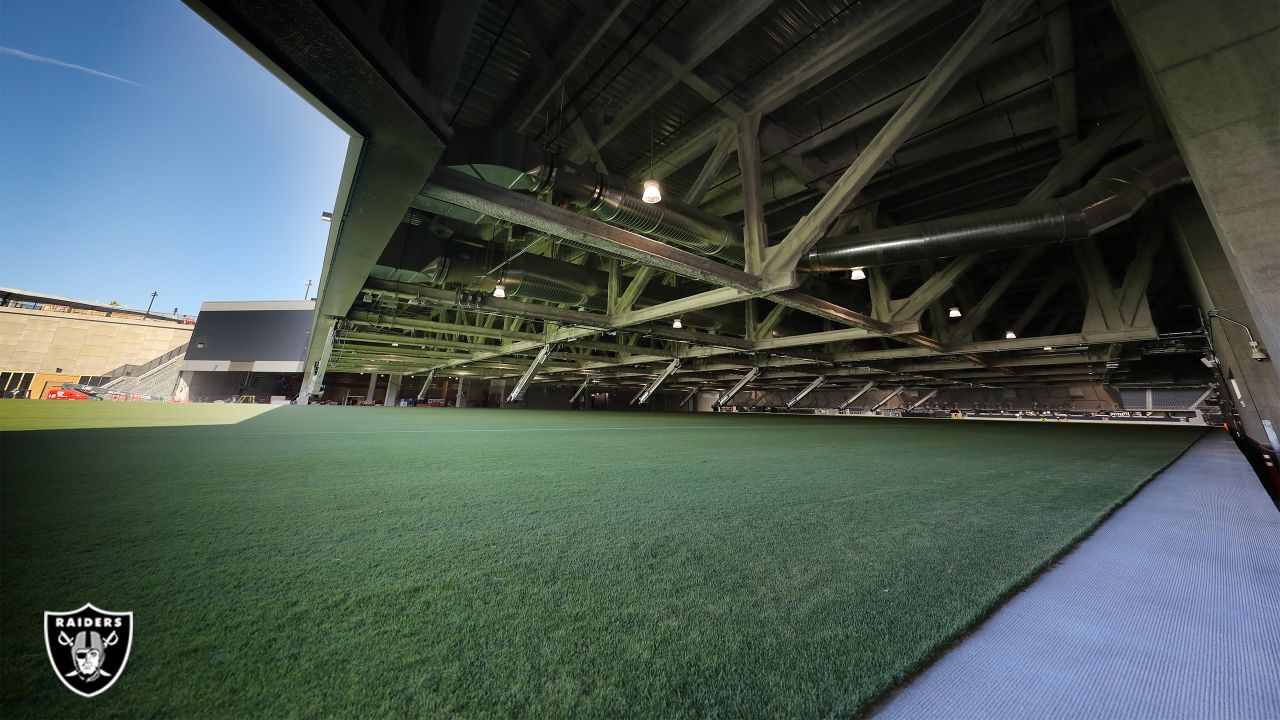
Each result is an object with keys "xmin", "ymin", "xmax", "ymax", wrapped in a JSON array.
[{"xmin": 44, "ymin": 603, "xmax": 133, "ymax": 697}]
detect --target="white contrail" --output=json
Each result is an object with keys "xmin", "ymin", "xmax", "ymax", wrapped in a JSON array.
[{"xmin": 0, "ymin": 46, "xmax": 155, "ymax": 90}]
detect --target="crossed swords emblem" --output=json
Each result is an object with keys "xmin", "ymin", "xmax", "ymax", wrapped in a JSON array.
[{"xmin": 56, "ymin": 630, "xmax": 119, "ymax": 678}]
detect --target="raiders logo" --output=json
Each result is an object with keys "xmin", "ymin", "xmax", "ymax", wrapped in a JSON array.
[{"xmin": 44, "ymin": 603, "xmax": 134, "ymax": 697}]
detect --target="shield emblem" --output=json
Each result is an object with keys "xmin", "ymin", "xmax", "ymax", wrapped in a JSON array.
[{"xmin": 44, "ymin": 603, "xmax": 133, "ymax": 697}]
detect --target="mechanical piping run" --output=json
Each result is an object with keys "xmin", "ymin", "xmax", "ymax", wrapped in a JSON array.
[
  {"xmin": 427, "ymin": 128, "xmax": 745, "ymax": 265},
  {"xmin": 799, "ymin": 141, "xmax": 1191, "ymax": 271}
]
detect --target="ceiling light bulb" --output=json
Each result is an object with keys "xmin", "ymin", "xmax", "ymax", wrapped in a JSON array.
[
  {"xmin": 948, "ymin": 306, "xmax": 962, "ymax": 318},
  {"xmin": 1043, "ymin": 346, "xmax": 1053, "ymax": 351},
  {"xmin": 642, "ymin": 180, "xmax": 662, "ymax": 204},
  {"xmin": 850, "ymin": 267, "xmax": 867, "ymax": 280},
  {"xmin": 1005, "ymin": 330, "xmax": 1017, "ymax": 339},
  {"xmin": 672, "ymin": 318, "xmax": 683, "ymax": 329},
  {"xmin": 391, "ymin": 342, "xmax": 399, "ymax": 347},
  {"xmin": 492, "ymin": 283, "xmax": 506, "ymax": 298}
]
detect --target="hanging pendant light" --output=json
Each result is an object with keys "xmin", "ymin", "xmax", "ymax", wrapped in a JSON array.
[
  {"xmin": 492, "ymin": 282, "xmax": 506, "ymax": 298},
  {"xmin": 948, "ymin": 306, "xmax": 962, "ymax": 318},
  {"xmin": 642, "ymin": 179, "xmax": 662, "ymax": 204},
  {"xmin": 849, "ymin": 267, "xmax": 866, "ymax": 280},
  {"xmin": 1005, "ymin": 330, "xmax": 1017, "ymax": 339},
  {"xmin": 672, "ymin": 318, "xmax": 683, "ymax": 329},
  {"xmin": 642, "ymin": 100, "xmax": 662, "ymax": 204}
]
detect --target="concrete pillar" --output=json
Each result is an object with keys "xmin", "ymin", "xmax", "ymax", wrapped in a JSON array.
[
  {"xmin": 1171, "ymin": 188, "xmax": 1280, "ymax": 445},
  {"xmin": 172, "ymin": 371, "xmax": 193, "ymax": 402},
  {"xmin": 489, "ymin": 379, "xmax": 506, "ymax": 408},
  {"xmin": 455, "ymin": 378, "xmax": 468, "ymax": 408},
  {"xmin": 1115, "ymin": 0, "xmax": 1280, "ymax": 381},
  {"xmin": 365, "ymin": 373, "xmax": 378, "ymax": 404},
  {"xmin": 383, "ymin": 373, "xmax": 401, "ymax": 407}
]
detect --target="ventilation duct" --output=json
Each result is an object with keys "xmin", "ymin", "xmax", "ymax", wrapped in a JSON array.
[
  {"xmin": 433, "ymin": 129, "xmax": 744, "ymax": 264},
  {"xmin": 799, "ymin": 142, "xmax": 1190, "ymax": 271}
]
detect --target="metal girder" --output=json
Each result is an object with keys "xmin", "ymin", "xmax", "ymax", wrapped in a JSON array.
[
  {"xmin": 298, "ymin": 318, "xmax": 337, "ymax": 401},
  {"xmin": 569, "ymin": 376, "xmax": 591, "ymax": 404},
  {"xmin": 951, "ymin": 247, "xmax": 1045, "ymax": 340},
  {"xmin": 685, "ymin": 127, "xmax": 737, "ymax": 205},
  {"xmin": 511, "ymin": 2, "xmax": 631, "ymax": 135},
  {"xmin": 870, "ymin": 385, "xmax": 907, "ymax": 411},
  {"xmin": 1024, "ymin": 111, "xmax": 1146, "ymax": 202},
  {"xmin": 634, "ymin": 0, "xmax": 941, "ymax": 181},
  {"xmin": 593, "ymin": 0, "xmax": 773, "ymax": 152},
  {"xmin": 715, "ymin": 367, "xmax": 761, "ymax": 408},
  {"xmin": 507, "ymin": 344, "xmax": 555, "ymax": 402},
  {"xmin": 678, "ymin": 387, "xmax": 699, "ymax": 407},
  {"xmin": 419, "ymin": 168, "xmax": 762, "ymax": 291},
  {"xmin": 761, "ymin": 0, "xmax": 1034, "ymax": 280},
  {"xmin": 632, "ymin": 358, "xmax": 682, "ymax": 405},
  {"xmin": 838, "ymin": 382, "xmax": 877, "ymax": 410},
  {"xmin": 508, "ymin": 3, "xmax": 610, "ymax": 169},
  {"xmin": 610, "ymin": 287, "xmax": 752, "ymax": 328},
  {"xmin": 737, "ymin": 112, "xmax": 769, "ymax": 275},
  {"xmin": 415, "ymin": 368, "xmax": 437, "ymax": 400},
  {"xmin": 784, "ymin": 376, "xmax": 826, "ymax": 409},
  {"xmin": 907, "ymin": 389, "xmax": 940, "ymax": 410}
]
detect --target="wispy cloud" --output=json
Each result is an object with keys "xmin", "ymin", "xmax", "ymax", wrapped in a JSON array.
[{"xmin": 0, "ymin": 46, "xmax": 155, "ymax": 90}]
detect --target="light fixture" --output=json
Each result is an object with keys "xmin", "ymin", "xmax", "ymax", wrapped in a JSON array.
[
  {"xmin": 492, "ymin": 282, "xmax": 506, "ymax": 298},
  {"xmin": 850, "ymin": 267, "xmax": 867, "ymax": 280},
  {"xmin": 362, "ymin": 292, "xmax": 373, "ymax": 303},
  {"xmin": 948, "ymin": 306, "xmax": 962, "ymax": 318},
  {"xmin": 391, "ymin": 342, "xmax": 399, "ymax": 347},
  {"xmin": 1004, "ymin": 330, "xmax": 1017, "ymax": 339},
  {"xmin": 672, "ymin": 318, "xmax": 683, "ymax": 329},
  {"xmin": 1043, "ymin": 346, "xmax": 1053, "ymax": 351},
  {"xmin": 642, "ymin": 179, "xmax": 662, "ymax": 204},
  {"xmin": 321, "ymin": 211, "xmax": 333, "ymax": 222}
]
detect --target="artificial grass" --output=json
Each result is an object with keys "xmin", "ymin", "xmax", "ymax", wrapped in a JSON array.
[{"xmin": 0, "ymin": 403, "xmax": 1205, "ymax": 719}]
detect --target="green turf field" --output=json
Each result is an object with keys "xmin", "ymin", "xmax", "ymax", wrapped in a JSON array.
[{"xmin": 0, "ymin": 402, "xmax": 1204, "ymax": 719}]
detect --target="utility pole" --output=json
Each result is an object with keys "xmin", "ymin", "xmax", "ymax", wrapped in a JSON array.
[
  {"xmin": 145, "ymin": 291, "xmax": 158, "ymax": 317},
  {"xmin": 304, "ymin": 280, "xmax": 313, "ymax": 299}
]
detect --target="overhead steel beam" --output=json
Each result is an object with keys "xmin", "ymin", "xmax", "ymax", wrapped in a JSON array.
[
  {"xmin": 761, "ymin": 0, "xmax": 1035, "ymax": 281},
  {"xmin": 508, "ymin": 344, "xmax": 555, "ymax": 402},
  {"xmin": 784, "ymin": 375, "xmax": 826, "ymax": 409},
  {"xmin": 299, "ymin": 318, "xmax": 336, "ymax": 401},
  {"xmin": 678, "ymin": 387, "xmax": 700, "ymax": 407},
  {"xmin": 685, "ymin": 127, "xmax": 738, "ymax": 205},
  {"xmin": 838, "ymin": 382, "xmax": 877, "ymax": 410},
  {"xmin": 737, "ymin": 112, "xmax": 768, "ymax": 274},
  {"xmin": 715, "ymin": 367, "xmax": 761, "ymax": 408},
  {"xmin": 512, "ymin": 2, "xmax": 632, "ymax": 135},
  {"xmin": 870, "ymin": 385, "xmax": 907, "ymax": 411},
  {"xmin": 907, "ymin": 388, "xmax": 940, "ymax": 410},
  {"xmin": 569, "ymin": 376, "xmax": 592, "ymax": 404},
  {"xmin": 418, "ymin": 168, "xmax": 762, "ymax": 291},
  {"xmin": 593, "ymin": 0, "xmax": 773, "ymax": 151},
  {"xmin": 415, "ymin": 368, "xmax": 437, "ymax": 400},
  {"xmin": 632, "ymin": 358, "xmax": 682, "ymax": 405}
]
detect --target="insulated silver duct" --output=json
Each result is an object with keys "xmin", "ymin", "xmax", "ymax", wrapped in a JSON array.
[
  {"xmin": 436, "ymin": 129, "xmax": 744, "ymax": 264},
  {"xmin": 799, "ymin": 142, "xmax": 1190, "ymax": 270}
]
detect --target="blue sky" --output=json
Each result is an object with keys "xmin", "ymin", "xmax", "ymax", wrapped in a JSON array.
[{"xmin": 0, "ymin": 0, "xmax": 350, "ymax": 316}]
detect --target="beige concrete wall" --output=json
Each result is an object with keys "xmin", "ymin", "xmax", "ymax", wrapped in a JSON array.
[{"xmin": 0, "ymin": 307, "xmax": 193, "ymax": 376}]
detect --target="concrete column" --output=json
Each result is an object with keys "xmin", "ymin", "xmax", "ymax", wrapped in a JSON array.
[
  {"xmin": 383, "ymin": 373, "xmax": 401, "ymax": 407},
  {"xmin": 1115, "ymin": 0, "xmax": 1280, "ymax": 380},
  {"xmin": 1171, "ymin": 188, "xmax": 1280, "ymax": 445},
  {"xmin": 489, "ymin": 379, "xmax": 506, "ymax": 408},
  {"xmin": 365, "ymin": 373, "xmax": 378, "ymax": 404},
  {"xmin": 455, "ymin": 378, "xmax": 468, "ymax": 408},
  {"xmin": 172, "ymin": 371, "xmax": 193, "ymax": 402}
]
